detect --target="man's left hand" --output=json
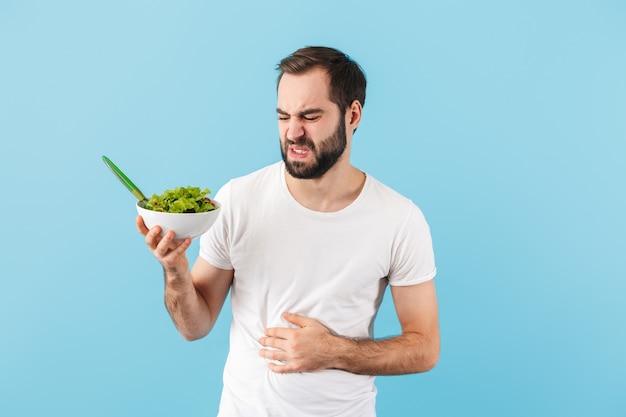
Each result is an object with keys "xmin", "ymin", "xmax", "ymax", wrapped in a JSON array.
[{"xmin": 259, "ymin": 312, "xmax": 342, "ymax": 373}]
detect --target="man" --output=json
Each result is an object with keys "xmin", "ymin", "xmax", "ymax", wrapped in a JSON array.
[{"xmin": 137, "ymin": 46, "xmax": 439, "ymax": 416}]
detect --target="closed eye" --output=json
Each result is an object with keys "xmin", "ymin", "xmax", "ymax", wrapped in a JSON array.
[
  {"xmin": 277, "ymin": 108, "xmax": 289, "ymax": 121},
  {"xmin": 276, "ymin": 108, "xmax": 323, "ymax": 122}
]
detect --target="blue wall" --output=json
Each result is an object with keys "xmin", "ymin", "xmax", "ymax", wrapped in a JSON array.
[{"xmin": 1, "ymin": 1, "xmax": 624, "ymax": 415}]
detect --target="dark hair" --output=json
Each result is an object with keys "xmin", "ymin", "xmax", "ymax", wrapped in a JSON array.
[{"xmin": 277, "ymin": 46, "xmax": 367, "ymax": 112}]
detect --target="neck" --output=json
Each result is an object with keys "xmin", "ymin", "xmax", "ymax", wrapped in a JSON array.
[{"xmin": 284, "ymin": 162, "xmax": 366, "ymax": 212}]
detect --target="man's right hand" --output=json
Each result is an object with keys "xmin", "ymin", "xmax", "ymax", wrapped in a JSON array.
[
  {"xmin": 136, "ymin": 215, "xmax": 232, "ymax": 341},
  {"xmin": 136, "ymin": 215, "xmax": 193, "ymax": 277}
]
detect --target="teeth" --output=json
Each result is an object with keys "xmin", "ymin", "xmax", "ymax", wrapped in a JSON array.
[{"xmin": 294, "ymin": 149, "xmax": 307, "ymax": 154}]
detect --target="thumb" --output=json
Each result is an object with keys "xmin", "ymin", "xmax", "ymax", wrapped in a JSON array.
[{"xmin": 282, "ymin": 312, "xmax": 312, "ymax": 328}]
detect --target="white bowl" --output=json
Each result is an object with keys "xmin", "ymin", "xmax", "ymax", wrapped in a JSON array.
[{"xmin": 137, "ymin": 200, "xmax": 221, "ymax": 241}]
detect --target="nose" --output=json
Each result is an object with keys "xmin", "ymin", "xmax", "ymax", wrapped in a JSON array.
[{"xmin": 286, "ymin": 118, "xmax": 305, "ymax": 142}]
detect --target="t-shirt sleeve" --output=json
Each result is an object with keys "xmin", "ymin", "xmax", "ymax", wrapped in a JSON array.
[
  {"xmin": 198, "ymin": 181, "xmax": 234, "ymax": 270},
  {"xmin": 388, "ymin": 203, "xmax": 437, "ymax": 286}
]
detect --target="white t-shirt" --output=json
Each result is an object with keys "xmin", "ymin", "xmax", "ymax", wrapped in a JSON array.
[{"xmin": 199, "ymin": 162, "xmax": 436, "ymax": 417}]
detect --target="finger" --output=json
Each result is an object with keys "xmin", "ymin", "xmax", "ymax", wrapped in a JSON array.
[
  {"xmin": 260, "ymin": 348, "xmax": 287, "ymax": 362},
  {"xmin": 268, "ymin": 361, "xmax": 295, "ymax": 374},
  {"xmin": 170, "ymin": 238, "xmax": 192, "ymax": 256},
  {"xmin": 154, "ymin": 229, "xmax": 175, "ymax": 256},
  {"xmin": 145, "ymin": 225, "xmax": 163, "ymax": 249},
  {"xmin": 136, "ymin": 215, "xmax": 149, "ymax": 235},
  {"xmin": 282, "ymin": 312, "xmax": 311, "ymax": 328},
  {"xmin": 259, "ymin": 335, "xmax": 286, "ymax": 350},
  {"xmin": 264, "ymin": 327, "xmax": 292, "ymax": 339}
]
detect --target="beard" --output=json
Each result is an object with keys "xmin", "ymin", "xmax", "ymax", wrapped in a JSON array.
[{"xmin": 280, "ymin": 119, "xmax": 347, "ymax": 180}]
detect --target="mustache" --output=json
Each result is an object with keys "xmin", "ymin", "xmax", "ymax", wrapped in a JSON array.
[{"xmin": 285, "ymin": 136, "xmax": 316, "ymax": 150}]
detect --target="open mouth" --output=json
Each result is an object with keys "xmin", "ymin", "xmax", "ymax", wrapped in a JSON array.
[{"xmin": 289, "ymin": 145, "xmax": 311, "ymax": 158}]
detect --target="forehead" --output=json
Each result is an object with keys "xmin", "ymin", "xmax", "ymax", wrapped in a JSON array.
[{"xmin": 277, "ymin": 67, "xmax": 333, "ymax": 111}]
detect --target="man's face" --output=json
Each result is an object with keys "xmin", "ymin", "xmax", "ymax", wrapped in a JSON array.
[{"xmin": 277, "ymin": 68, "xmax": 347, "ymax": 179}]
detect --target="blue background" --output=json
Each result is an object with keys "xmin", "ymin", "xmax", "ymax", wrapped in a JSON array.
[{"xmin": 1, "ymin": 1, "xmax": 625, "ymax": 416}]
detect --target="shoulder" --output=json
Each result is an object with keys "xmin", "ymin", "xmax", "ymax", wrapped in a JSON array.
[
  {"xmin": 216, "ymin": 162, "xmax": 282, "ymax": 197},
  {"xmin": 360, "ymin": 173, "xmax": 431, "ymax": 231},
  {"xmin": 364, "ymin": 174, "xmax": 421, "ymax": 211},
  {"xmin": 231, "ymin": 161, "xmax": 281, "ymax": 188},
  {"xmin": 213, "ymin": 162, "xmax": 283, "ymax": 214}
]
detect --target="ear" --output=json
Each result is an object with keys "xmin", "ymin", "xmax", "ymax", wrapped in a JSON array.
[{"xmin": 346, "ymin": 99, "xmax": 363, "ymax": 133}]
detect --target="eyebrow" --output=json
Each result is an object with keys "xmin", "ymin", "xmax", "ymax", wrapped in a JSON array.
[{"xmin": 276, "ymin": 108, "xmax": 324, "ymax": 117}]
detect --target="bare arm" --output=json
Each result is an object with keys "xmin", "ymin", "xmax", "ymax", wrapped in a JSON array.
[
  {"xmin": 336, "ymin": 279, "xmax": 440, "ymax": 374},
  {"xmin": 164, "ymin": 256, "xmax": 233, "ymax": 341},
  {"xmin": 137, "ymin": 215, "xmax": 233, "ymax": 341},
  {"xmin": 260, "ymin": 279, "xmax": 439, "ymax": 375}
]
